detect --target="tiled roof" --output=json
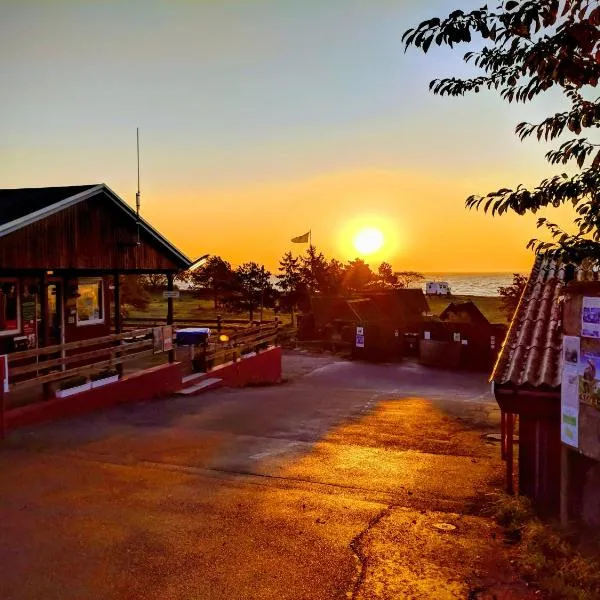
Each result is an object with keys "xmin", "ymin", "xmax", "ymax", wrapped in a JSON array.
[{"xmin": 492, "ymin": 257, "xmax": 566, "ymax": 388}]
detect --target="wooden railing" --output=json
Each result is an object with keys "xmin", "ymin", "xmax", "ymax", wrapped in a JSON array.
[
  {"xmin": 7, "ymin": 327, "xmax": 160, "ymax": 391},
  {"xmin": 121, "ymin": 317, "xmax": 279, "ymax": 332},
  {"xmin": 185, "ymin": 323, "xmax": 284, "ymax": 371},
  {"xmin": 6, "ymin": 321, "xmax": 294, "ymax": 392}
]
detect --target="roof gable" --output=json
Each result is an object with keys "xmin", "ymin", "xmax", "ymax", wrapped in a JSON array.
[{"xmin": 0, "ymin": 184, "xmax": 191, "ymax": 270}]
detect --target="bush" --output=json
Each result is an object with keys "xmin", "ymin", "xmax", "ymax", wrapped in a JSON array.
[{"xmin": 493, "ymin": 494, "xmax": 600, "ymax": 599}]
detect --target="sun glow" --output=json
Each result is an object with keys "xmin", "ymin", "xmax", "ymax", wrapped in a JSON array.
[{"xmin": 353, "ymin": 227, "xmax": 385, "ymax": 255}]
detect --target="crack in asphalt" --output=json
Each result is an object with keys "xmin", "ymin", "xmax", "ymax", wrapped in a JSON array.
[{"xmin": 348, "ymin": 503, "xmax": 396, "ymax": 600}]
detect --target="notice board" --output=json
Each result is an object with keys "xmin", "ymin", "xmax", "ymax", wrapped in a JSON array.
[{"xmin": 562, "ymin": 286, "xmax": 600, "ymax": 460}]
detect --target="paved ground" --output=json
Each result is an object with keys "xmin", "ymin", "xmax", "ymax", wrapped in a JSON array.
[{"xmin": 0, "ymin": 352, "xmax": 535, "ymax": 599}]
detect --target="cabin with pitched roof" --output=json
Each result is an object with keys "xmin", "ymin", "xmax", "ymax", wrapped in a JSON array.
[
  {"xmin": 0, "ymin": 184, "xmax": 191, "ymax": 356},
  {"xmin": 492, "ymin": 257, "xmax": 566, "ymax": 514},
  {"xmin": 490, "ymin": 257, "xmax": 600, "ymax": 523}
]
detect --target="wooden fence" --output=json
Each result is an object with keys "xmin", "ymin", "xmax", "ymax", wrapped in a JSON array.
[
  {"xmin": 120, "ymin": 316, "xmax": 279, "ymax": 333},
  {"xmin": 6, "ymin": 327, "xmax": 160, "ymax": 391},
  {"xmin": 5, "ymin": 322, "xmax": 292, "ymax": 392}
]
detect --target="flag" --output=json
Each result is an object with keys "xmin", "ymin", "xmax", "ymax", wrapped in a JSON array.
[{"xmin": 291, "ymin": 231, "xmax": 310, "ymax": 244}]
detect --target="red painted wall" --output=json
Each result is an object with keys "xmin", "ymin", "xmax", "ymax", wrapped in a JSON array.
[
  {"xmin": 5, "ymin": 346, "xmax": 282, "ymax": 433},
  {"xmin": 210, "ymin": 347, "xmax": 282, "ymax": 387},
  {"xmin": 7, "ymin": 362, "xmax": 182, "ymax": 431}
]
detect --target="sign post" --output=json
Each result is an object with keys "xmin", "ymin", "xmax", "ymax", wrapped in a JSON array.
[{"xmin": 162, "ymin": 290, "xmax": 180, "ymax": 299}]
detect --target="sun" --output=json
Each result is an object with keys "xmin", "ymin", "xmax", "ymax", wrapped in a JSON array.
[{"xmin": 353, "ymin": 227, "xmax": 384, "ymax": 255}]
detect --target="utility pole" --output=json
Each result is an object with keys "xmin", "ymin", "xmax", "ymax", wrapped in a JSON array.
[{"xmin": 259, "ymin": 266, "xmax": 265, "ymax": 323}]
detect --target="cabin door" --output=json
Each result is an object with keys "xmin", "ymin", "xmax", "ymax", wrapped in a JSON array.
[{"xmin": 47, "ymin": 282, "xmax": 64, "ymax": 347}]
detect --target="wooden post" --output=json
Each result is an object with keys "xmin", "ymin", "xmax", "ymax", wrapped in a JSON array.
[
  {"xmin": 501, "ymin": 410, "xmax": 507, "ymax": 461},
  {"xmin": 560, "ymin": 445, "xmax": 570, "ymax": 526},
  {"xmin": 40, "ymin": 272, "xmax": 51, "ymax": 399},
  {"xmin": 167, "ymin": 273, "xmax": 175, "ymax": 363},
  {"xmin": 0, "ymin": 355, "xmax": 6, "ymax": 440},
  {"xmin": 114, "ymin": 272, "xmax": 123, "ymax": 377},
  {"xmin": 40, "ymin": 272, "xmax": 49, "ymax": 348},
  {"xmin": 506, "ymin": 412, "xmax": 515, "ymax": 495},
  {"xmin": 217, "ymin": 315, "xmax": 222, "ymax": 334}
]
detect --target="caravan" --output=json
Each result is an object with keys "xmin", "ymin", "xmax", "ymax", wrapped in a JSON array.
[{"xmin": 426, "ymin": 281, "xmax": 451, "ymax": 296}]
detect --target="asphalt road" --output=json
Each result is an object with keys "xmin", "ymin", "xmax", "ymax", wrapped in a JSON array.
[{"xmin": 0, "ymin": 353, "xmax": 534, "ymax": 599}]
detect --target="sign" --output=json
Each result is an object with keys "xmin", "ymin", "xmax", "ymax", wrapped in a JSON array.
[
  {"xmin": 561, "ymin": 365, "xmax": 580, "ymax": 447},
  {"xmin": 453, "ymin": 333, "xmax": 461, "ymax": 342},
  {"xmin": 356, "ymin": 326, "xmax": 364, "ymax": 336},
  {"xmin": 581, "ymin": 296, "xmax": 600, "ymax": 338},
  {"xmin": 394, "ymin": 329, "xmax": 399, "ymax": 338},
  {"xmin": 153, "ymin": 327, "xmax": 164, "ymax": 354},
  {"xmin": 355, "ymin": 334, "xmax": 365, "ymax": 348},
  {"xmin": 162, "ymin": 290, "xmax": 180, "ymax": 299},
  {"xmin": 22, "ymin": 299, "xmax": 36, "ymax": 322},
  {"xmin": 162, "ymin": 326, "xmax": 174, "ymax": 352},
  {"xmin": 424, "ymin": 331, "xmax": 431, "ymax": 340},
  {"xmin": 561, "ymin": 336, "xmax": 581, "ymax": 448},
  {"xmin": 461, "ymin": 339, "xmax": 468, "ymax": 346}
]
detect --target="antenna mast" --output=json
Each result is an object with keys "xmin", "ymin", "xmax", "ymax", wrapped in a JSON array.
[{"xmin": 136, "ymin": 128, "xmax": 141, "ymax": 245}]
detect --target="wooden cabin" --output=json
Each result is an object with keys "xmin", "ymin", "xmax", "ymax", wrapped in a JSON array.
[{"xmin": 0, "ymin": 184, "xmax": 191, "ymax": 355}]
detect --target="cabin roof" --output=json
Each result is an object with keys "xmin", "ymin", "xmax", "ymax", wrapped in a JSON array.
[
  {"xmin": 440, "ymin": 301, "xmax": 490, "ymax": 326},
  {"xmin": 492, "ymin": 256, "xmax": 565, "ymax": 388},
  {"xmin": 0, "ymin": 184, "xmax": 192, "ymax": 270},
  {"xmin": 346, "ymin": 298, "xmax": 386, "ymax": 323},
  {"xmin": 361, "ymin": 289, "xmax": 429, "ymax": 329},
  {"xmin": 0, "ymin": 185, "xmax": 97, "ymax": 227}
]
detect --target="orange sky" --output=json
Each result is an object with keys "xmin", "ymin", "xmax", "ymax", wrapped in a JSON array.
[{"xmin": 137, "ymin": 167, "xmax": 574, "ymax": 273}]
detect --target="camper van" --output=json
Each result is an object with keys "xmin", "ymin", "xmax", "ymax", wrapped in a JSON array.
[{"xmin": 426, "ymin": 281, "xmax": 451, "ymax": 296}]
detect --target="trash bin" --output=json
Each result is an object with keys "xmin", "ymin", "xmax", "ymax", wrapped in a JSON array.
[{"xmin": 176, "ymin": 328, "xmax": 211, "ymax": 372}]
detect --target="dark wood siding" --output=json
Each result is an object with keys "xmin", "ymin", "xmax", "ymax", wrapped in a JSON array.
[{"xmin": 0, "ymin": 194, "xmax": 182, "ymax": 272}]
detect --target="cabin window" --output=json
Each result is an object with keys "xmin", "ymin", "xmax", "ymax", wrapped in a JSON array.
[
  {"xmin": 0, "ymin": 280, "xmax": 20, "ymax": 335},
  {"xmin": 76, "ymin": 278, "xmax": 104, "ymax": 325}
]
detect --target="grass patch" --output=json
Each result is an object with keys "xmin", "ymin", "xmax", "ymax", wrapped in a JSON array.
[
  {"xmin": 126, "ymin": 291, "xmax": 289, "ymax": 323},
  {"xmin": 427, "ymin": 294, "xmax": 508, "ymax": 323},
  {"xmin": 492, "ymin": 494, "xmax": 600, "ymax": 599}
]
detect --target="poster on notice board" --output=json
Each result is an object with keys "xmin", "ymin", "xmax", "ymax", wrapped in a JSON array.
[
  {"xmin": 561, "ymin": 335, "xmax": 580, "ymax": 447},
  {"xmin": 581, "ymin": 297, "xmax": 600, "ymax": 338}
]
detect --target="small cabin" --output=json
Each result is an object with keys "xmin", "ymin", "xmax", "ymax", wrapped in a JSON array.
[{"xmin": 426, "ymin": 281, "xmax": 451, "ymax": 296}]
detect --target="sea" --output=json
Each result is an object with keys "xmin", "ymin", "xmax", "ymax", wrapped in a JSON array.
[{"xmin": 417, "ymin": 273, "xmax": 520, "ymax": 296}]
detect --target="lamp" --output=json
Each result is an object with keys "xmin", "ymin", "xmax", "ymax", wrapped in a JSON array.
[{"xmin": 188, "ymin": 254, "xmax": 210, "ymax": 272}]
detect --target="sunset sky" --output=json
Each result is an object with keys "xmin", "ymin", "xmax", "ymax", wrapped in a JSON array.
[{"xmin": 1, "ymin": 0, "xmax": 573, "ymax": 272}]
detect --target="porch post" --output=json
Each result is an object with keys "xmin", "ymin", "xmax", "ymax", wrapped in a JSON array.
[
  {"xmin": 506, "ymin": 412, "xmax": 515, "ymax": 495},
  {"xmin": 39, "ymin": 272, "xmax": 50, "ymax": 399},
  {"xmin": 114, "ymin": 272, "xmax": 123, "ymax": 377},
  {"xmin": 500, "ymin": 410, "xmax": 507, "ymax": 461},
  {"xmin": 40, "ymin": 271, "xmax": 49, "ymax": 348},
  {"xmin": 167, "ymin": 273, "xmax": 174, "ymax": 363},
  {"xmin": 114, "ymin": 272, "xmax": 122, "ymax": 334},
  {"xmin": 560, "ymin": 445, "xmax": 570, "ymax": 526}
]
